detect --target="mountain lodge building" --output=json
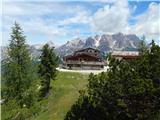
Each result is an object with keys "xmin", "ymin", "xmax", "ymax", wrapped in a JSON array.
[{"xmin": 62, "ymin": 47, "xmax": 105, "ymax": 70}]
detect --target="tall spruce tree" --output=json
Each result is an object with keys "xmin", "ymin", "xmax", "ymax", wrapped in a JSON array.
[
  {"xmin": 38, "ymin": 44, "xmax": 58, "ymax": 98},
  {"xmin": 4, "ymin": 22, "xmax": 35, "ymax": 107}
]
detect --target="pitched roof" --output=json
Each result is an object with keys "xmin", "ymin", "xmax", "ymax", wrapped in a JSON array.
[{"xmin": 64, "ymin": 52, "xmax": 101, "ymax": 59}]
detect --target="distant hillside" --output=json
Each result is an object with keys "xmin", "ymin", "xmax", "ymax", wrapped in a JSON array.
[{"xmin": 1, "ymin": 41, "xmax": 55, "ymax": 60}]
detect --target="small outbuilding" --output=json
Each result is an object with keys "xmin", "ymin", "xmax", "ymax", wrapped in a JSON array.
[{"xmin": 111, "ymin": 51, "xmax": 139, "ymax": 60}]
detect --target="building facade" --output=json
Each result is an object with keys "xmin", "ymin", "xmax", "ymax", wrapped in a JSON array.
[
  {"xmin": 111, "ymin": 51, "xmax": 139, "ymax": 60},
  {"xmin": 63, "ymin": 48, "xmax": 105, "ymax": 70}
]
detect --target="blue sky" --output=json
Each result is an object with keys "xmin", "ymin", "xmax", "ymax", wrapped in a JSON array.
[{"xmin": 1, "ymin": 0, "xmax": 160, "ymax": 46}]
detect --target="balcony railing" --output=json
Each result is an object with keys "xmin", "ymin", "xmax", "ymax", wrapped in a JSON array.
[{"xmin": 63, "ymin": 60, "xmax": 105, "ymax": 65}]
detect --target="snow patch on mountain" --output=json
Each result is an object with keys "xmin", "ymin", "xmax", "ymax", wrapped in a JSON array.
[
  {"xmin": 94, "ymin": 35, "xmax": 101, "ymax": 47},
  {"xmin": 130, "ymin": 41, "xmax": 137, "ymax": 48}
]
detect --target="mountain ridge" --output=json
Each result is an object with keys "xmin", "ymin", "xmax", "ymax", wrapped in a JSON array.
[
  {"xmin": 56, "ymin": 32, "xmax": 141, "ymax": 57},
  {"xmin": 1, "ymin": 33, "xmax": 141, "ymax": 60}
]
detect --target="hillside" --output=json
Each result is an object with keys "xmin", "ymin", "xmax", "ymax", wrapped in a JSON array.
[{"xmin": 32, "ymin": 72, "xmax": 89, "ymax": 120}]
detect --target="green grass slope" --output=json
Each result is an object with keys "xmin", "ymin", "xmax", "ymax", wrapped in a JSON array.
[{"xmin": 33, "ymin": 72, "xmax": 89, "ymax": 120}]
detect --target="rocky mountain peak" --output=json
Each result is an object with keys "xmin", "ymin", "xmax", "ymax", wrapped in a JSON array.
[
  {"xmin": 47, "ymin": 41, "xmax": 55, "ymax": 46},
  {"xmin": 56, "ymin": 33, "xmax": 141, "ymax": 57}
]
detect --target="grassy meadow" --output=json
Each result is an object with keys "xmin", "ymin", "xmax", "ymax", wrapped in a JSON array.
[{"xmin": 33, "ymin": 71, "xmax": 89, "ymax": 120}]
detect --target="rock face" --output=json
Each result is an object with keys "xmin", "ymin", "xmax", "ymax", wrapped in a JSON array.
[
  {"xmin": 29, "ymin": 41, "xmax": 56, "ymax": 59},
  {"xmin": 1, "ymin": 33, "xmax": 141, "ymax": 60},
  {"xmin": 55, "ymin": 38, "xmax": 85, "ymax": 57},
  {"xmin": 56, "ymin": 33, "xmax": 140, "ymax": 57}
]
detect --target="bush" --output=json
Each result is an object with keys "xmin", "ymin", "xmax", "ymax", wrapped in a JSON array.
[{"xmin": 65, "ymin": 41, "xmax": 160, "ymax": 120}]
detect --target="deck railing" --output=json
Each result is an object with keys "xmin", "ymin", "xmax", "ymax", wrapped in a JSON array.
[{"xmin": 63, "ymin": 61, "xmax": 105, "ymax": 65}]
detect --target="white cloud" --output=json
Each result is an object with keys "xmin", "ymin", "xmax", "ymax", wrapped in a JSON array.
[
  {"xmin": 90, "ymin": 0, "xmax": 130, "ymax": 34},
  {"xmin": 4, "ymin": 0, "xmax": 117, "ymax": 2},
  {"xmin": 131, "ymin": 2, "xmax": 160, "ymax": 41},
  {"xmin": 23, "ymin": 19, "xmax": 67, "ymax": 36},
  {"xmin": 1, "ymin": 0, "xmax": 160, "ymax": 46},
  {"xmin": 58, "ymin": 10, "xmax": 91, "ymax": 25},
  {"xmin": 2, "ymin": 2, "xmax": 81, "ymax": 17},
  {"xmin": 3, "ymin": 2, "xmax": 50, "ymax": 16},
  {"xmin": 2, "ymin": 1, "xmax": 84, "ymax": 45},
  {"xmin": 2, "ymin": 16, "xmax": 69, "ymax": 45},
  {"xmin": 90, "ymin": 0, "xmax": 160, "ymax": 41}
]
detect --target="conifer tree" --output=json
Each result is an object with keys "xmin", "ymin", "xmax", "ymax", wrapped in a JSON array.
[
  {"xmin": 38, "ymin": 44, "xmax": 58, "ymax": 98},
  {"xmin": 136, "ymin": 38, "xmax": 150, "ymax": 79},
  {"xmin": 4, "ymin": 22, "xmax": 35, "ymax": 107},
  {"xmin": 149, "ymin": 40, "xmax": 160, "ymax": 86},
  {"xmin": 65, "ymin": 39, "xmax": 160, "ymax": 120}
]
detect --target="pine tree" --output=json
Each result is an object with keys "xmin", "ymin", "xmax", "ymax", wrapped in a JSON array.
[
  {"xmin": 65, "ymin": 39, "xmax": 160, "ymax": 120},
  {"xmin": 139, "ymin": 35, "xmax": 148, "ymax": 55},
  {"xmin": 38, "ymin": 44, "xmax": 58, "ymax": 98},
  {"xmin": 4, "ymin": 22, "xmax": 35, "ymax": 107},
  {"xmin": 149, "ymin": 40, "xmax": 160, "ymax": 86},
  {"xmin": 136, "ymin": 38, "xmax": 150, "ymax": 79}
]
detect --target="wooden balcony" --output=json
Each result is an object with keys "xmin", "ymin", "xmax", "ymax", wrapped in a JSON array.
[{"xmin": 63, "ymin": 60, "xmax": 105, "ymax": 65}]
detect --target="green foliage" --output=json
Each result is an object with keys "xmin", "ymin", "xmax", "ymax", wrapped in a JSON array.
[
  {"xmin": 128, "ymin": 79, "xmax": 153, "ymax": 94},
  {"xmin": 38, "ymin": 44, "xmax": 58, "ymax": 98},
  {"xmin": 2, "ymin": 96, "xmax": 42, "ymax": 120},
  {"xmin": 3, "ymin": 22, "xmax": 36, "ymax": 105},
  {"xmin": 65, "ymin": 93, "xmax": 106, "ymax": 120},
  {"xmin": 153, "ymin": 112, "xmax": 160, "ymax": 120},
  {"xmin": 2, "ymin": 23, "xmax": 40, "ymax": 120},
  {"xmin": 33, "ymin": 72, "xmax": 88, "ymax": 120},
  {"xmin": 65, "ymin": 40, "xmax": 160, "ymax": 120},
  {"xmin": 149, "ymin": 40, "xmax": 160, "ymax": 86}
]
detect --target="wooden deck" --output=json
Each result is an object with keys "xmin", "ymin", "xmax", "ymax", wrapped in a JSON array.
[{"xmin": 63, "ymin": 61, "xmax": 105, "ymax": 65}]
